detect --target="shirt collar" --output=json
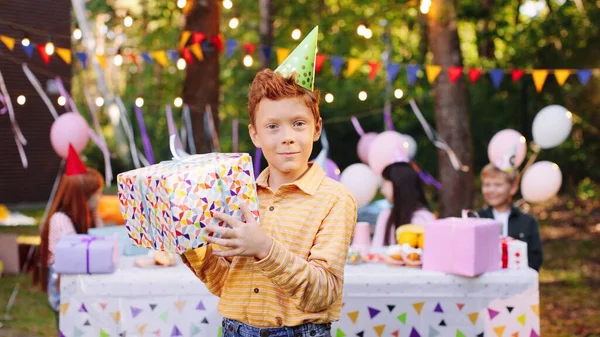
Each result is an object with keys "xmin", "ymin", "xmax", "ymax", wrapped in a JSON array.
[{"xmin": 255, "ymin": 162, "xmax": 325, "ymax": 196}]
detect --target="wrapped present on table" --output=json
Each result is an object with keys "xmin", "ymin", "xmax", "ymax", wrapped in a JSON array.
[
  {"xmin": 500, "ymin": 236, "xmax": 528, "ymax": 270},
  {"xmin": 89, "ymin": 226, "xmax": 150, "ymax": 256},
  {"xmin": 422, "ymin": 216, "xmax": 501, "ymax": 277},
  {"xmin": 54, "ymin": 235, "xmax": 118, "ymax": 274},
  {"xmin": 117, "ymin": 152, "xmax": 260, "ymax": 254}
]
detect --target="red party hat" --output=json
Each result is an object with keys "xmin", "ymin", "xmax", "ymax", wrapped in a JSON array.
[{"xmin": 65, "ymin": 144, "xmax": 87, "ymax": 176}]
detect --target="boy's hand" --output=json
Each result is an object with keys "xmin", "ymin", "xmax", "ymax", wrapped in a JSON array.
[{"xmin": 207, "ymin": 204, "xmax": 272, "ymax": 260}]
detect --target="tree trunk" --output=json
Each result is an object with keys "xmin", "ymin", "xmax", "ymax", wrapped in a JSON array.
[
  {"xmin": 183, "ymin": 0, "xmax": 220, "ymax": 154},
  {"xmin": 426, "ymin": 0, "xmax": 475, "ymax": 217},
  {"xmin": 259, "ymin": 0, "xmax": 273, "ymax": 69},
  {"xmin": 478, "ymin": 0, "xmax": 495, "ymax": 59}
]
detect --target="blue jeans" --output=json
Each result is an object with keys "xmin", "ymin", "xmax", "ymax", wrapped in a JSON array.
[{"xmin": 222, "ymin": 318, "xmax": 332, "ymax": 337}]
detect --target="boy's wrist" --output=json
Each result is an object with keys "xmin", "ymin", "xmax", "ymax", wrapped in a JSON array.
[{"xmin": 255, "ymin": 235, "xmax": 273, "ymax": 260}]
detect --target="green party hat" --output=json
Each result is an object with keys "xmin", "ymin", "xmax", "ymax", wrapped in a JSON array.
[{"xmin": 275, "ymin": 26, "xmax": 318, "ymax": 91}]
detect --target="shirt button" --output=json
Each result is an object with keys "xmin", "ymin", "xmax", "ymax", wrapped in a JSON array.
[
  {"xmin": 268, "ymin": 206, "xmax": 275, "ymax": 211},
  {"xmin": 254, "ymin": 288, "xmax": 259, "ymax": 293}
]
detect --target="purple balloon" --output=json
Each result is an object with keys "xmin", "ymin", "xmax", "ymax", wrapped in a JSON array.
[{"xmin": 325, "ymin": 158, "xmax": 341, "ymax": 181}]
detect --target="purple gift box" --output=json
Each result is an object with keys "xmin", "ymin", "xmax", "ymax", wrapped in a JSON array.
[
  {"xmin": 422, "ymin": 217, "xmax": 501, "ymax": 277},
  {"xmin": 53, "ymin": 234, "xmax": 118, "ymax": 274}
]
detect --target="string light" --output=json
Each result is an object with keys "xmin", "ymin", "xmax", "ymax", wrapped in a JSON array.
[
  {"xmin": 420, "ymin": 0, "xmax": 431, "ymax": 14},
  {"xmin": 394, "ymin": 89, "xmax": 404, "ymax": 99},
  {"xmin": 45, "ymin": 38, "xmax": 55, "ymax": 56},
  {"xmin": 357, "ymin": 24, "xmax": 367, "ymax": 36},
  {"xmin": 174, "ymin": 97, "xmax": 183, "ymax": 108},
  {"xmin": 57, "ymin": 96, "xmax": 66, "ymax": 106},
  {"xmin": 177, "ymin": 0, "xmax": 186, "ymax": 9},
  {"xmin": 229, "ymin": 17, "xmax": 239, "ymax": 29},
  {"xmin": 358, "ymin": 90, "xmax": 368, "ymax": 101},
  {"xmin": 95, "ymin": 97, "xmax": 105, "ymax": 107},
  {"xmin": 177, "ymin": 58, "xmax": 187, "ymax": 70},
  {"xmin": 135, "ymin": 97, "xmax": 144, "ymax": 107},
  {"xmin": 114, "ymin": 53, "xmax": 123, "ymax": 66},
  {"xmin": 363, "ymin": 28, "xmax": 373, "ymax": 39},
  {"xmin": 73, "ymin": 26, "xmax": 82, "ymax": 40},
  {"xmin": 17, "ymin": 95, "xmax": 26, "ymax": 105},
  {"xmin": 223, "ymin": 0, "xmax": 233, "ymax": 9},
  {"xmin": 291, "ymin": 27, "xmax": 302, "ymax": 40},
  {"xmin": 325, "ymin": 92, "xmax": 334, "ymax": 103},
  {"xmin": 243, "ymin": 54, "xmax": 253, "ymax": 67},
  {"xmin": 124, "ymin": 13, "xmax": 133, "ymax": 27},
  {"xmin": 21, "ymin": 36, "xmax": 30, "ymax": 47}
]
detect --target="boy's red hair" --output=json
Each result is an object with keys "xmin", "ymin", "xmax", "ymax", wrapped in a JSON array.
[{"xmin": 248, "ymin": 69, "xmax": 320, "ymax": 125}]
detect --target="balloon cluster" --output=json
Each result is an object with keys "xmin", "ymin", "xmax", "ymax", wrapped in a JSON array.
[
  {"xmin": 50, "ymin": 112, "xmax": 90, "ymax": 159},
  {"xmin": 487, "ymin": 105, "xmax": 572, "ymax": 204}
]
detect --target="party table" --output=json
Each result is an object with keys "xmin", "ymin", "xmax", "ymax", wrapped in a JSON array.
[{"xmin": 60, "ymin": 257, "xmax": 540, "ymax": 337}]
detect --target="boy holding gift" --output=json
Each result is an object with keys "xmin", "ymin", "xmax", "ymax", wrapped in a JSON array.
[
  {"xmin": 477, "ymin": 152, "xmax": 544, "ymax": 271},
  {"xmin": 181, "ymin": 26, "xmax": 357, "ymax": 336}
]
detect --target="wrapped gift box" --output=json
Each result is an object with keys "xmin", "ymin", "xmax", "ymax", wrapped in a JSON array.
[
  {"xmin": 500, "ymin": 236, "xmax": 528, "ymax": 270},
  {"xmin": 88, "ymin": 226, "xmax": 149, "ymax": 256},
  {"xmin": 422, "ymin": 217, "xmax": 501, "ymax": 277},
  {"xmin": 54, "ymin": 235, "xmax": 118, "ymax": 274},
  {"xmin": 117, "ymin": 153, "xmax": 260, "ymax": 254}
]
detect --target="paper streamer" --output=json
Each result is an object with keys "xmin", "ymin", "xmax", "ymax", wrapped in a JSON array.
[
  {"xmin": 409, "ymin": 99, "xmax": 470, "ymax": 172},
  {"xmin": 22, "ymin": 64, "xmax": 59, "ymax": 120},
  {"xmin": 83, "ymin": 87, "xmax": 113, "ymax": 186},
  {"xmin": 115, "ymin": 96, "xmax": 142, "ymax": 168},
  {"xmin": 165, "ymin": 104, "xmax": 189, "ymax": 159},
  {"xmin": 254, "ymin": 148, "xmax": 262, "ymax": 178},
  {"xmin": 182, "ymin": 104, "xmax": 196, "ymax": 154},
  {"xmin": 0, "ymin": 69, "xmax": 28, "ymax": 168},
  {"xmin": 205, "ymin": 104, "xmax": 220, "ymax": 152},
  {"xmin": 313, "ymin": 128, "xmax": 329, "ymax": 169},
  {"xmin": 383, "ymin": 101, "xmax": 395, "ymax": 131},
  {"xmin": 0, "ymin": 94, "xmax": 6, "ymax": 114},
  {"xmin": 350, "ymin": 116, "xmax": 365, "ymax": 136},
  {"xmin": 232, "ymin": 119, "xmax": 239, "ymax": 152},
  {"xmin": 134, "ymin": 106, "xmax": 155, "ymax": 165}
]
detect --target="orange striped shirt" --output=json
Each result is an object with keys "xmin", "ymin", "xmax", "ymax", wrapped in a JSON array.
[{"xmin": 182, "ymin": 163, "xmax": 357, "ymax": 327}]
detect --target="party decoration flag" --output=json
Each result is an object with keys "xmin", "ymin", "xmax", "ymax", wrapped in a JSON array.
[
  {"xmin": 196, "ymin": 301, "xmax": 205, "ymax": 310},
  {"xmin": 407, "ymin": 64, "xmax": 421, "ymax": 85},
  {"xmin": 457, "ymin": 303, "xmax": 465, "ymax": 311},
  {"xmin": 336, "ymin": 328, "xmax": 346, "ymax": 337},
  {"xmin": 275, "ymin": 26, "xmax": 319, "ymax": 90},
  {"xmin": 22, "ymin": 44, "xmax": 34, "ymax": 58},
  {"xmin": 190, "ymin": 44, "xmax": 204, "ymax": 61},
  {"xmin": 517, "ymin": 314, "xmax": 526, "ymax": 326},
  {"xmin": 532, "ymin": 70, "xmax": 549, "ymax": 92},
  {"xmin": 192, "ymin": 32, "xmax": 206, "ymax": 45},
  {"xmin": 201, "ymin": 40, "xmax": 212, "ymax": 55},
  {"xmin": 410, "ymin": 327, "xmax": 421, "ymax": 337},
  {"xmin": 0, "ymin": 35, "xmax": 15, "ymax": 51},
  {"xmin": 345, "ymin": 58, "xmax": 362, "ymax": 77},
  {"xmin": 373, "ymin": 325, "xmax": 385, "ymax": 337},
  {"xmin": 468, "ymin": 312, "xmax": 479, "ymax": 325},
  {"xmin": 554, "ymin": 70, "xmax": 571, "ymax": 86},
  {"xmin": 387, "ymin": 305, "xmax": 396, "ymax": 312},
  {"xmin": 167, "ymin": 50, "xmax": 179, "ymax": 62},
  {"xmin": 97, "ymin": 54, "xmax": 106, "ymax": 69},
  {"xmin": 490, "ymin": 69, "xmax": 505, "ymax": 89},
  {"xmin": 60, "ymin": 303, "xmax": 70, "ymax": 316},
  {"xmin": 137, "ymin": 325, "xmax": 148, "ymax": 335},
  {"xmin": 182, "ymin": 48, "xmax": 194, "ymax": 64},
  {"xmin": 37, "ymin": 45, "xmax": 51, "ymax": 65},
  {"xmin": 347, "ymin": 311, "xmax": 359, "ymax": 324},
  {"xmin": 79, "ymin": 304, "xmax": 88, "ymax": 313},
  {"xmin": 512, "ymin": 69, "xmax": 526, "ymax": 82},
  {"xmin": 530, "ymin": 304, "xmax": 539, "ymax": 317},
  {"xmin": 468, "ymin": 68, "xmax": 482, "ymax": 83},
  {"xmin": 368, "ymin": 61, "xmax": 381, "ymax": 80},
  {"xmin": 456, "ymin": 330, "xmax": 466, "ymax": 337},
  {"xmin": 330, "ymin": 56, "xmax": 345, "ymax": 76},
  {"xmin": 179, "ymin": 31, "xmax": 191, "ymax": 49},
  {"xmin": 387, "ymin": 63, "xmax": 402, "ymax": 83},
  {"xmin": 426, "ymin": 65, "xmax": 442, "ymax": 83},
  {"xmin": 226, "ymin": 39, "xmax": 239, "ymax": 58},
  {"xmin": 448, "ymin": 66, "xmax": 463, "ymax": 83},
  {"xmin": 171, "ymin": 325, "xmax": 183, "ymax": 337},
  {"xmin": 131, "ymin": 306, "xmax": 142, "ymax": 318},
  {"xmin": 577, "ymin": 69, "xmax": 592, "ymax": 85},
  {"xmin": 315, "ymin": 54, "xmax": 327, "ymax": 73},
  {"xmin": 429, "ymin": 326, "xmax": 440, "ymax": 337},
  {"xmin": 76, "ymin": 52, "xmax": 88, "ymax": 68},
  {"xmin": 413, "ymin": 302, "xmax": 425, "ymax": 315},
  {"xmin": 368, "ymin": 307, "xmax": 381, "ymax": 319},
  {"xmin": 434, "ymin": 303, "xmax": 444, "ymax": 313},
  {"xmin": 261, "ymin": 46, "xmax": 272, "ymax": 64},
  {"xmin": 488, "ymin": 308, "xmax": 500, "ymax": 320},
  {"xmin": 56, "ymin": 48, "xmax": 72, "ymax": 64},
  {"xmin": 100, "ymin": 329, "xmax": 110, "ymax": 337},
  {"xmin": 493, "ymin": 326, "xmax": 506, "ymax": 337},
  {"xmin": 152, "ymin": 51, "xmax": 169, "ymax": 67},
  {"xmin": 276, "ymin": 48, "xmax": 291, "ymax": 65},
  {"xmin": 210, "ymin": 34, "xmax": 224, "ymax": 53},
  {"xmin": 142, "ymin": 52, "xmax": 154, "ymax": 64},
  {"xmin": 175, "ymin": 301, "xmax": 185, "ymax": 312},
  {"xmin": 397, "ymin": 312, "xmax": 407, "ymax": 324},
  {"xmin": 111, "ymin": 311, "xmax": 121, "ymax": 323}
]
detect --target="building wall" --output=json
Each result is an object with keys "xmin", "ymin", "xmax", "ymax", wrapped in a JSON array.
[{"xmin": 0, "ymin": 0, "xmax": 71, "ymax": 205}]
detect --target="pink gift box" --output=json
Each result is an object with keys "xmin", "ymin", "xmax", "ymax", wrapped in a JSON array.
[
  {"xmin": 422, "ymin": 217, "xmax": 501, "ymax": 277},
  {"xmin": 500, "ymin": 236, "xmax": 528, "ymax": 270}
]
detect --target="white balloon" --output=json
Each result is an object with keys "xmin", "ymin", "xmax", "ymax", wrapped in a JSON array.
[
  {"xmin": 532, "ymin": 105, "xmax": 573, "ymax": 149},
  {"xmin": 340, "ymin": 163, "xmax": 379, "ymax": 208},
  {"xmin": 402, "ymin": 134, "xmax": 417, "ymax": 159},
  {"xmin": 521, "ymin": 161, "xmax": 562, "ymax": 203}
]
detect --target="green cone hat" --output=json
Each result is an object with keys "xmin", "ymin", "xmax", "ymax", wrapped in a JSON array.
[{"xmin": 275, "ymin": 26, "xmax": 318, "ymax": 91}]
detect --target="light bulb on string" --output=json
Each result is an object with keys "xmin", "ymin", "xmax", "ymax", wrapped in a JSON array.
[
  {"xmin": 325, "ymin": 92, "xmax": 334, "ymax": 103},
  {"xmin": 174, "ymin": 97, "xmax": 183, "ymax": 108},
  {"xmin": 73, "ymin": 26, "xmax": 82, "ymax": 40},
  {"xmin": 223, "ymin": 0, "xmax": 233, "ymax": 10},
  {"xmin": 95, "ymin": 97, "xmax": 105, "ymax": 107},
  {"xmin": 243, "ymin": 54, "xmax": 253, "ymax": 67},
  {"xmin": 21, "ymin": 36, "xmax": 30, "ymax": 47},
  {"xmin": 357, "ymin": 24, "xmax": 367, "ymax": 36},
  {"xmin": 114, "ymin": 53, "xmax": 123, "ymax": 66},
  {"xmin": 177, "ymin": 58, "xmax": 187, "ymax": 70},
  {"xmin": 135, "ymin": 97, "xmax": 144, "ymax": 107},
  {"xmin": 291, "ymin": 27, "xmax": 302, "ymax": 40},
  {"xmin": 57, "ymin": 96, "xmax": 66, "ymax": 106},
  {"xmin": 177, "ymin": 0, "xmax": 186, "ymax": 9},
  {"xmin": 358, "ymin": 90, "xmax": 368, "ymax": 101},
  {"xmin": 124, "ymin": 13, "xmax": 133, "ymax": 27},
  {"xmin": 363, "ymin": 28, "xmax": 373, "ymax": 39},
  {"xmin": 17, "ymin": 95, "xmax": 26, "ymax": 105},
  {"xmin": 45, "ymin": 38, "xmax": 55, "ymax": 56},
  {"xmin": 394, "ymin": 89, "xmax": 404, "ymax": 99},
  {"xmin": 229, "ymin": 17, "xmax": 239, "ymax": 29},
  {"xmin": 420, "ymin": 0, "xmax": 432, "ymax": 14}
]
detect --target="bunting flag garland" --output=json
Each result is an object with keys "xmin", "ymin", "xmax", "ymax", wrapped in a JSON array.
[
  {"xmin": 346, "ymin": 58, "xmax": 362, "ymax": 77},
  {"xmin": 448, "ymin": 66, "xmax": 463, "ymax": 83},
  {"xmin": 368, "ymin": 61, "xmax": 381, "ymax": 81},
  {"xmin": 316, "ymin": 54, "xmax": 327, "ymax": 74},
  {"xmin": 468, "ymin": 68, "xmax": 482, "ymax": 83},
  {"xmin": 512, "ymin": 69, "xmax": 526, "ymax": 82},
  {"xmin": 330, "ymin": 56, "xmax": 345, "ymax": 76},
  {"xmin": 276, "ymin": 48, "xmax": 290, "ymax": 65},
  {"xmin": 553, "ymin": 69, "xmax": 571, "ymax": 86},
  {"xmin": 490, "ymin": 69, "xmax": 505, "ymax": 89},
  {"xmin": 425, "ymin": 65, "xmax": 442, "ymax": 83},
  {"xmin": 387, "ymin": 63, "xmax": 402, "ymax": 83},
  {"xmin": 531, "ymin": 70, "xmax": 549, "ymax": 92},
  {"xmin": 407, "ymin": 64, "xmax": 421, "ymax": 85},
  {"xmin": 0, "ymin": 35, "xmax": 15, "ymax": 51}
]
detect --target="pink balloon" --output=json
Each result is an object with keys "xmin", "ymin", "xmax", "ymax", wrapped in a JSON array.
[
  {"xmin": 521, "ymin": 161, "xmax": 562, "ymax": 203},
  {"xmin": 488, "ymin": 129, "xmax": 527, "ymax": 168},
  {"xmin": 50, "ymin": 112, "xmax": 90, "ymax": 159},
  {"xmin": 357, "ymin": 132, "xmax": 377, "ymax": 164},
  {"xmin": 367, "ymin": 131, "xmax": 409, "ymax": 175}
]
